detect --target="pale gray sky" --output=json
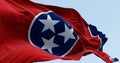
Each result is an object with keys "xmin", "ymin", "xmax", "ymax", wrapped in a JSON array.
[{"xmin": 31, "ymin": 0, "xmax": 120, "ymax": 63}]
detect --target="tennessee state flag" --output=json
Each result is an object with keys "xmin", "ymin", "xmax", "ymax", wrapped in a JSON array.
[{"xmin": 0, "ymin": 0, "xmax": 118, "ymax": 63}]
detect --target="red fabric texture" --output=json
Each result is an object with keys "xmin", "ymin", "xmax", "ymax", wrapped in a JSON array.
[{"xmin": 0, "ymin": 0, "xmax": 113, "ymax": 63}]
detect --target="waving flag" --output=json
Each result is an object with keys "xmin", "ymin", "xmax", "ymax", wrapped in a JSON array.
[{"xmin": 0, "ymin": 0, "xmax": 118, "ymax": 63}]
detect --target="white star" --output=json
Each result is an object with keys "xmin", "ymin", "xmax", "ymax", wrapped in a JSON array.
[
  {"xmin": 39, "ymin": 15, "xmax": 60, "ymax": 33},
  {"xmin": 58, "ymin": 24, "xmax": 76, "ymax": 44},
  {"xmin": 41, "ymin": 36, "xmax": 59, "ymax": 54}
]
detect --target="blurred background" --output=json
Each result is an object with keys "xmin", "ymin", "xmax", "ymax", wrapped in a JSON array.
[{"xmin": 31, "ymin": 0, "xmax": 120, "ymax": 63}]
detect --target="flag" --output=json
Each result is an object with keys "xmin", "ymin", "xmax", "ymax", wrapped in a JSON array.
[{"xmin": 0, "ymin": 0, "xmax": 118, "ymax": 63}]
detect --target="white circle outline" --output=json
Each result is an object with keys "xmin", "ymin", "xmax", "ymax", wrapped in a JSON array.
[{"xmin": 28, "ymin": 11, "xmax": 79, "ymax": 57}]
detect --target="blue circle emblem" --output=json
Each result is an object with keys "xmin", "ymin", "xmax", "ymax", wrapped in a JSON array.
[{"xmin": 28, "ymin": 11, "xmax": 79, "ymax": 56}]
